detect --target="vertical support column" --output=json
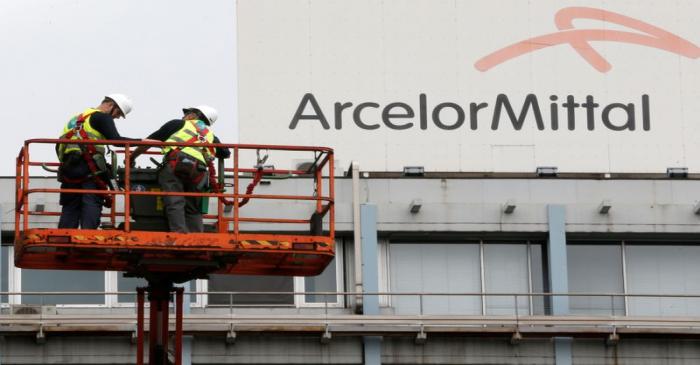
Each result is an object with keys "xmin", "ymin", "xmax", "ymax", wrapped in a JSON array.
[
  {"xmin": 554, "ymin": 338, "xmax": 573, "ymax": 365},
  {"xmin": 352, "ymin": 162, "xmax": 363, "ymax": 311},
  {"xmin": 148, "ymin": 291, "xmax": 158, "ymax": 364},
  {"xmin": 175, "ymin": 288, "xmax": 183, "ymax": 365},
  {"xmin": 148, "ymin": 286, "xmax": 172, "ymax": 365},
  {"xmin": 176, "ymin": 282, "xmax": 193, "ymax": 365},
  {"xmin": 160, "ymin": 295, "xmax": 170, "ymax": 365},
  {"xmin": 547, "ymin": 205, "xmax": 569, "ymax": 315},
  {"xmin": 361, "ymin": 204, "xmax": 379, "ymax": 315},
  {"xmin": 360, "ymin": 204, "xmax": 381, "ymax": 365},
  {"xmin": 136, "ymin": 288, "xmax": 145, "ymax": 365},
  {"xmin": 547, "ymin": 205, "xmax": 572, "ymax": 365}
]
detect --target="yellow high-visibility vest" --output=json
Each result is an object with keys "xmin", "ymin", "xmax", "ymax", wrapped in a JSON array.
[
  {"xmin": 163, "ymin": 119, "xmax": 215, "ymax": 164},
  {"xmin": 57, "ymin": 108, "xmax": 106, "ymax": 161}
]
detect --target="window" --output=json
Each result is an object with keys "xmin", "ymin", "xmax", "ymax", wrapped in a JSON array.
[
  {"xmin": 208, "ymin": 275, "xmax": 294, "ymax": 305},
  {"xmin": 20, "ymin": 269, "xmax": 105, "ymax": 305},
  {"xmin": 529, "ymin": 243, "xmax": 546, "ymax": 315},
  {"xmin": 389, "ymin": 243, "xmax": 482, "ymax": 315},
  {"xmin": 303, "ymin": 255, "xmax": 339, "ymax": 305},
  {"xmin": 11, "ymin": 237, "xmax": 342, "ymax": 308},
  {"xmin": 1, "ymin": 246, "xmax": 8, "ymax": 304},
  {"xmin": 483, "ymin": 243, "xmax": 530, "ymax": 315},
  {"xmin": 116, "ymin": 274, "xmax": 197, "ymax": 304},
  {"xmin": 117, "ymin": 275, "xmax": 147, "ymax": 303},
  {"xmin": 207, "ymin": 240, "xmax": 343, "ymax": 307},
  {"xmin": 625, "ymin": 244, "xmax": 700, "ymax": 316},
  {"xmin": 567, "ymin": 243, "xmax": 625, "ymax": 315},
  {"xmin": 301, "ymin": 239, "xmax": 343, "ymax": 306},
  {"xmin": 388, "ymin": 241, "xmax": 545, "ymax": 315}
]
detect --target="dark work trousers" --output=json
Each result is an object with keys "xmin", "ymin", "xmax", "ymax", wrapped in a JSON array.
[
  {"xmin": 57, "ymin": 156, "xmax": 103, "ymax": 229},
  {"xmin": 158, "ymin": 153, "xmax": 208, "ymax": 233}
]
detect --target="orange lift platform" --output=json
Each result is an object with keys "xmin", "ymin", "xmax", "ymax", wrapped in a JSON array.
[{"xmin": 14, "ymin": 138, "xmax": 335, "ymax": 365}]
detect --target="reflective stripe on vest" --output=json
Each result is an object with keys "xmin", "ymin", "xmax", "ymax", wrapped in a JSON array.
[
  {"xmin": 162, "ymin": 119, "xmax": 215, "ymax": 163},
  {"xmin": 58, "ymin": 108, "xmax": 106, "ymax": 160}
]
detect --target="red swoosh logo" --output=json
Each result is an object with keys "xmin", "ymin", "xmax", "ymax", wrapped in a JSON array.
[{"xmin": 475, "ymin": 7, "xmax": 700, "ymax": 72}]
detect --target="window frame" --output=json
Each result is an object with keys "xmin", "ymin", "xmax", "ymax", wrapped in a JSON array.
[
  {"xmin": 384, "ymin": 239, "xmax": 544, "ymax": 315},
  {"xmin": 105, "ymin": 272, "xmax": 204, "ymax": 308},
  {"xmin": 297, "ymin": 238, "xmax": 345, "ymax": 308},
  {"xmin": 201, "ymin": 240, "xmax": 345, "ymax": 308},
  {"xmin": 0, "ymin": 245, "xmax": 10, "ymax": 307},
  {"xmin": 14, "ymin": 266, "xmax": 108, "ymax": 308},
  {"xmin": 566, "ymin": 240, "xmax": 626, "ymax": 316},
  {"xmin": 622, "ymin": 240, "xmax": 700, "ymax": 317}
]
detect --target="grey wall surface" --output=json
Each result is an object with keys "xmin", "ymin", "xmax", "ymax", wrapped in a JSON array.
[
  {"xmin": 191, "ymin": 335, "xmax": 362, "ymax": 364},
  {"xmin": 4, "ymin": 176, "xmax": 700, "ymax": 364},
  {"xmin": 3, "ymin": 335, "xmax": 700, "ymax": 365},
  {"xmin": 382, "ymin": 337, "xmax": 555, "ymax": 364},
  {"xmin": 1, "ymin": 336, "xmax": 136, "ymax": 364},
  {"xmin": 573, "ymin": 339, "xmax": 700, "ymax": 365}
]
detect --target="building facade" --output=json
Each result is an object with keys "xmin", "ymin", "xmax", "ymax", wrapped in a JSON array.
[
  {"xmin": 3, "ymin": 0, "xmax": 700, "ymax": 364},
  {"xmin": 2, "ymin": 173, "xmax": 700, "ymax": 364}
]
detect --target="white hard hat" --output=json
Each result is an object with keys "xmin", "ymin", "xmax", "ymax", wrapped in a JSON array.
[
  {"xmin": 183, "ymin": 105, "xmax": 218, "ymax": 126},
  {"xmin": 105, "ymin": 93, "xmax": 133, "ymax": 117}
]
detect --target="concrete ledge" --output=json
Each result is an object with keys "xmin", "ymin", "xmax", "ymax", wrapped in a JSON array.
[{"xmin": 2, "ymin": 314, "xmax": 700, "ymax": 338}]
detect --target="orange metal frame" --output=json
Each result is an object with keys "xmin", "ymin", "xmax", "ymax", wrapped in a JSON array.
[{"xmin": 15, "ymin": 139, "xmax": 335, "ymax": 277}]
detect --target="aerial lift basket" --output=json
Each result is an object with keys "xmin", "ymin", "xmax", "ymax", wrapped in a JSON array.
[{"xmin": 14, "ymin": 139, "xmax": 335, "ymax": 280}]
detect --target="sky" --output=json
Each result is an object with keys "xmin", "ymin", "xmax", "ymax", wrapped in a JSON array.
[{"xmin": 0, "ymin": 0, "xmax": 238, "ymax": 175}]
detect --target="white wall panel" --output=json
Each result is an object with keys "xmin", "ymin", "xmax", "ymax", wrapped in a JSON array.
[{"xmin": 239, "ymin": 0, "xmax": 700, "ymax": 173}]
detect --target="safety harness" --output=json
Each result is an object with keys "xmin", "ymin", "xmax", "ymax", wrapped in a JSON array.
[
  {"xmin": 58, "ymin": 110, "xmax": 113, "ymax": 208},
  {"xmin": 165, "ymin": 122, "xmax": 212, "ymax": 183},
  {"xmin": 165, "ymin": 121, "xmax": 233, "ymax": 205},
  {"xmin": 166, "ymin": 120, "xmax": 264, "ymax": 207}
]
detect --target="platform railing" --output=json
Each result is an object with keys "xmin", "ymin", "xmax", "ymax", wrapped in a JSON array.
[
  {"xmin": 3, "ymin": 291, "xmax": 700, "ymax": 318},
  {"xmin": 15, "ymin": 139, "xmax": 335, "ymax": 238},
  {"xmin": 2, "ymin": 291, "xmax": 700, "ymax": 340}
]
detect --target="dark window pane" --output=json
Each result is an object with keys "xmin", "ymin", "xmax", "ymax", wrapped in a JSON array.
[
  {"xmin": 305, "ymin": 256, "xmax": 337, "ymax": 303},
  {"xmin": 21, "ymin": 270, "xmax": 104, "ymax": 305},
  {"xmin": 208, "ymin": 275, "xmax": 293, "ymax": 305},
  {"xmin": 118, "ymin": 275, "xmax": 197, "ymax": 303},
  {"xmin": 184, "ymin": 280, "xmax": 196, "ymax": 303},
  {"xmin": 529, "ymin": 243, "xmax": 546, "ymax": 315},
  {"xmin": 567, "ymin": 244, "xmax": 624, "ymax": 315},
  {"xmin": 1, "ymin": 246, "xmax": 8, "ymax": 303},
  {"xmin": 117, "ymin": 275, "xmax": 147, "ymax": 303}
]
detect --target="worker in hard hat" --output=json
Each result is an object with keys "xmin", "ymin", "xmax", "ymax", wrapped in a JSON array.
[
  {"xmin": 57, "ymin": 93, "xmax": 138, "ymax": 229},
  {"xmin": 131, "ymin": 106, "xmax": 230, "ymax": 233}
]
